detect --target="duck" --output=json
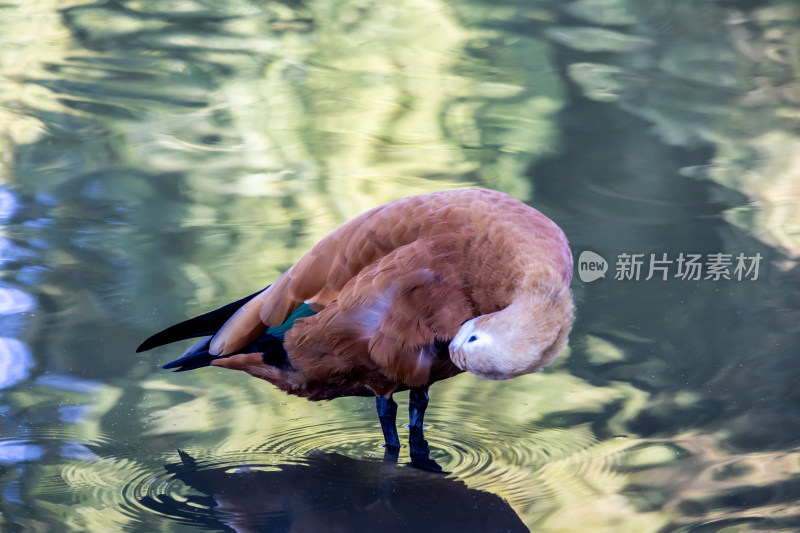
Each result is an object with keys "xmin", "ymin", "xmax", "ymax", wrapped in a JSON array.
[{"xmin": 137, "ymin": 188, "xmax": 575, "ymax": 464}]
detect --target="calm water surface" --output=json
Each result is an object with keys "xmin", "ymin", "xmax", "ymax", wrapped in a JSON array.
[{"xmin": 1, "ymin": 0, "xmax": 799, "ymax": 531}]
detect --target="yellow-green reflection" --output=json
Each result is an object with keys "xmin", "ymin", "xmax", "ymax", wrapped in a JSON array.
[{"xmin": 1, "ymin": 0, "xmax": 799, "ymax": 531}]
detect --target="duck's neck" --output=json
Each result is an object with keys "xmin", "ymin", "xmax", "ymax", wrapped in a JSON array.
[{"xmin": 449, "ymin": 267, "xmax": 574, "ymax": 379}]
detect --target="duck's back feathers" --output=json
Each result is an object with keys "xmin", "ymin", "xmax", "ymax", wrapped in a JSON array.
[{"xmin": 207, "ymin": 189, "xmax": 538, "ymax": 354}]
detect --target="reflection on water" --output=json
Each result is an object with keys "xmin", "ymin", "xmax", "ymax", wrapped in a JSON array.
[
  {"xmin": 1, "ymin": 0, "xmax": 799, "ymax": 531},
  {"xmin": 140, "ymin": 450, "xmax": 528, "ymax": 532}
]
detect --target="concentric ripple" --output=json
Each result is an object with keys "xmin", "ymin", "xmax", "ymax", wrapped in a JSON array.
[
  {"xmin": 4, "ymin": 375, "xmax": 641, "ymax": 532},
  {"xmin": 54, "ymin": 443, "xmax": 530, "ymax": 532},
  {"xmin": 252, "ymin": 419, "xmax": 390, "ymax": 457},
  {"xmin": 33, "ymin": 401, "xmax": 622, "ymax": 532},
  {"xmin": 53, "ymin": 443, "xmax": 305, "ymax": 530},
  {"xmin": 122, "ymin": 452, "xmax": 311, "ymax": 529}
]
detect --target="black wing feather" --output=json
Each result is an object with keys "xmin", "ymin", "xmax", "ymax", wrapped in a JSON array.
[
  {"xmin": 136, "ymin": 286, "xmax": 268, "ymax": 353},
  {"xmin": 162, "ymin": 337, "xmax": 216, "ymax": 371}
]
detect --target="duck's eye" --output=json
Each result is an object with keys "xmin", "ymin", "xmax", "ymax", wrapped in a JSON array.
[{"xmin": 468, "ymin": 335, "xmax": 478, "ymax": 343}]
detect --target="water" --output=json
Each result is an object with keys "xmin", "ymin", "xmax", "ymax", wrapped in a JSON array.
[{"xmin": 1, "ymin": 0, "xmax": 799, "ymax": 531}]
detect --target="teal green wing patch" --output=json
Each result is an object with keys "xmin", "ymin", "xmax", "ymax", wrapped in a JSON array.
[{"xmin": 266, "ymin": 303, "xmax": 318, "ymax": 339}]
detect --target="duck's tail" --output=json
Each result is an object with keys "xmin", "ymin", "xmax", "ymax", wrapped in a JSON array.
[
  {"xmin": 161, "ymin": 336, "xmax": 216, "ymax": 372},
  {"xmin": 161, "ymin": 332, "xmax": 287, "ymax": 372}
]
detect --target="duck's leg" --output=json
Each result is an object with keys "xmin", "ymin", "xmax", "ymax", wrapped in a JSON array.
[
  {"xmin": 376, "ymin": 395, "xmax": 400, "ymax": 449},
  {"xmin": 408, "ymin": 387, "xmax": 442, "ymax": 472},
  {"xmin": 408, "ymin": 388, "xmax": 428, "ymax": 433},
  {"xmin": 408, "ymin": 387, "xmax": 429, "ymax": 457}
]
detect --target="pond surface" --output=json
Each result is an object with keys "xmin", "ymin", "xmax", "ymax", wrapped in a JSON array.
[{"xmin": 2, "ymin": 0, "xmax": 799, "ymax": 531}]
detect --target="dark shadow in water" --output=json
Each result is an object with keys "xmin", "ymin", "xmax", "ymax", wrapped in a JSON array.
[{"xmin": 141, "ymin": 450, "xmax": 528, "ymax": 533}]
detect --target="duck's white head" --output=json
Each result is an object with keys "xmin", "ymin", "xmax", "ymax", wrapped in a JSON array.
[{"xmin": 448, "ymin": 281, "xmax": 574, "ymax": 380}]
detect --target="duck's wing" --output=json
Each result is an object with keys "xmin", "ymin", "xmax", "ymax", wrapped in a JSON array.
[
  {"xmin": 274, "ymin": 238, "xmax": 474, "ymax": 388},
  {"xmin": 208, "ymin": 195, "xmax": 448, "ymax": 356},
  {"xmin": 136, "ymin": 287, "xmax": 268, "ymax": 352}
]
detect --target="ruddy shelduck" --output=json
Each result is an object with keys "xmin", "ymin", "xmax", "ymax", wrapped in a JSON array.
[{"xmin": 138, "ymin": 188, "xmax": 575, "ymax": 464}]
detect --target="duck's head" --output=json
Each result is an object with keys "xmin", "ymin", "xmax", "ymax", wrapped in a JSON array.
[{"xmin": 448, "ymin": 281, "xmax": 574, "ymax": 380}]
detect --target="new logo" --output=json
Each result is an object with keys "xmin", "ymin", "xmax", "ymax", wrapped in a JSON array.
[{"xmin": 578, "ymin": 251, "xmax": 608, "ymax": 283}]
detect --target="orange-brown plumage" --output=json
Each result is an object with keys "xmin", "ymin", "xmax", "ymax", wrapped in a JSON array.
[{"xmin": 139, "ymin": 188, "xmax": 574, "ymax": 454}]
